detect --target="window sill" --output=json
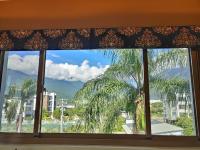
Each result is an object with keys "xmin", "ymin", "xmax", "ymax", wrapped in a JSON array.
[{"xmin": 0, "ymin": 133, "xmax": 199, "ymax": 147}]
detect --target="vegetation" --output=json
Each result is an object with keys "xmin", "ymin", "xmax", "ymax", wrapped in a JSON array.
[
  {"xmin": 73, "ymin": 48, "xmax": 194, "ymax": 134},
  {"xmin": 42, "ymin": 109, "xmax": 51, "ymax": 120},
  {"xmin": 149, "ymin": 49, "xmax": 194, "ymax": 136},
  {"xmin": 75, "ymin": 49, "xmax": 144, "ymax": 133},
  {"xmin": 53, "ymin": 108, "xmax": 61, "ymax": 120},
  {"xmin": 4, "ymin": 100, "xmax": 18, "ymax": 124},
  {"xmin": 4, "ymin": 79, "xmax": 36, "ymax": 132},
  {"xmin": 2, "ymin": 48, "xmax": 195, "ymax": 135},
  {"xmin": 150, "ymin": 102, "xmax": 163, "ymax": 117},
  {"xmin": 175, "ymin": 115, "xmax": 194, "ymax": 136},
  {"xmin": 113, "ymin": 116, "xmax": 126, "ymax": 132}
]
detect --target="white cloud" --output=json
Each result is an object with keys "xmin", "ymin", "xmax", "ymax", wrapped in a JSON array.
[
  {"xmin": 8, "ymin": 54, "xmax": 39, "ymax": 75},
  {"xmin": 7, "ymin": 55, "xmax": 109, "ymax": 82},
  {"xmin": 50, "ymin": 54, "xmax": 60, "ymax": 58}
]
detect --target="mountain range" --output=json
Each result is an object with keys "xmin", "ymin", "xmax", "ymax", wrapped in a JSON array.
[
  {"xmin": 4, "ymin": 69, "xmax": 84, "ymax": 100},
  {"xmin": 4, "ymin": 68, "xmax": 190, "ymax": 101}
]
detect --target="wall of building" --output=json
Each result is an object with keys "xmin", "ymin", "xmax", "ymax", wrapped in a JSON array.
[{"xmin": 1, "ymin": 0, "xmax": 200, "ymax": 29}]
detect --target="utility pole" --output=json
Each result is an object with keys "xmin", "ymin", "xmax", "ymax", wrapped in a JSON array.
[{"xmin": 60, "ymin": 98, "xmax": 64, "ymax": 133}]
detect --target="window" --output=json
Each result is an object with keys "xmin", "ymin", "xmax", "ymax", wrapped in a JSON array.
[
  {"xmin": 0, "ymin": 48, "xmax": 200, "ymax": 146},
  {"xmin": 0, "ymin": 51, "xmax": 39, "ymax": 133},
  {"xmin": 148, "ymin": 48, "xmax": 196, "ymax": 136},
  {"xmin": 41, "ymin": 49, "xmax": 145, "ymax": 134}
]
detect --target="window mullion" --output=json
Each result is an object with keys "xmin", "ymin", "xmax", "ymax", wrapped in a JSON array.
[
  {"xmin": 190, "ymin": 48, "xmax": 200, "ymax": 138},
  {"xmin": 33, "ymin": 50, "xmax": 46, "ymax": 136},
  {"xmin": 0, "ymin": 51, "xmax": 5, "ymax": 90},
  {"xmin": 0, "ymin": 51, "xmax": 5, "ymax": 130},
  {"xmin": 143, "ymin": 48, "xmax": 151, "ymax": 138}
]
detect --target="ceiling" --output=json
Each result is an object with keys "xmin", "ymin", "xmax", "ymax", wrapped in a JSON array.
[{"xmin": 0, "ymin": 0, "xmax": 200, "ymax": 29}]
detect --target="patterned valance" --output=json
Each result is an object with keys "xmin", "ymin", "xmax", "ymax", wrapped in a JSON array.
[{"xmin": 0, "ymin": 26, "xmax": 200, "ymax": 50}]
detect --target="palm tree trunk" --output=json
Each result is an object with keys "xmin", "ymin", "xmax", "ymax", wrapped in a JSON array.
[
  {"xmin": 17, "ymin": 114, "xmax": 23, "ymax": 132},
  {"xmin": 16, "ymin": 101, "xmax": 24, "ymax": 133},
  {"xmin": 185, "ymin": 97, "xmax": 187, "ymax": 116},
  {"xmin": 133, "ymin": 111, "xmax": 137, "ymax": 133},
  {"xmin": 132, "ymin": 73, "xmax": 141, "ymax": 133}
]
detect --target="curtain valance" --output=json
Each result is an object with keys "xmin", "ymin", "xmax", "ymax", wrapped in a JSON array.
[{"xmin": 0, "ymin": 26, "xmax": 200, "ymax": 50}]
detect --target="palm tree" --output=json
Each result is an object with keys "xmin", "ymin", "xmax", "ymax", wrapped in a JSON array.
[
  {"xmin": 4, "ymin": 100, "xmax": 18, "ymax": 124},
  {"xmin": 4, "ymin": 84, "xmax": 18, "ymax": 125},
  {"xmin": 75, "ymin": 48, "xmax": 190, "ymax": 133},
  {"xmin": 75, "ymin": 49, "xmax": 144, "ymax": 133},
  {"xmin": 4, "ymin": 79, "xmax": 36, "ymax": 132},
  {"xmin": 16, "ymin": 79, "xmax": 36, "ymax": 132},
  {"xmin": 150, "ymin": 77, "xmax": 190, "ymax": 120},
  {"xmin": 149, "ymin": 48, "xmax": 191, "ymax": 123}
]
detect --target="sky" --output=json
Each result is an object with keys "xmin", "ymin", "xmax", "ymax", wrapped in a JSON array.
[
  {"xmin": 7, "ymin": 50, "xmax": 112, "ymax": 82},
  {"xmin": 6, "ymin": 48, "xmax": 188, "ymax": 83}
]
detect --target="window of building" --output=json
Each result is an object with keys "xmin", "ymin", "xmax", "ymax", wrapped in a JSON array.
[
  {"xmin": 41, "ymin": 49, "xmax": 145, "ymax": 134},
  {"xmin": 0, "ymin": 51, "xmax": 39, "ymax": 133},
  {"xmin": 0, "ymin": 48, "xmax": 200, "ymax": 146},
  {"xmin": 148, "ymin": 48, "xmax": 196, "ymax": 136}
]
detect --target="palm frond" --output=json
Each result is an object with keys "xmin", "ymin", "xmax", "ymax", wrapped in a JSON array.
[
  {"xmin": 150, "ymin": 48, "xmax": 189, "ymax": 74},
  {"xmin": 150, "ymin": 76, "xmax": 190, "ymax": 102},
  {"xmin": 4, "ymin": 100, "xmax": 18, "ymax": 124}
]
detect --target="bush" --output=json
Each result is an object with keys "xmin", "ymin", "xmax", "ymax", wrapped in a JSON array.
[
  {"xmin": 64, "ymin": 107, "xmax": 85, "ymax": 119},
  {"xmin": 113, "ymin": 116, "xmax": 125, "ymax": 132},
  {"xmin": 175, "ymin": 115, "xmax": 194, "ymax": 136},
  {"xmin": 150, "ymin": 102, "xmax": 163, "ymax": 117},
  {"xmin": 42, "ymin": 109, "xmax": 50, "ymax": 120},
  {"xmin": 53, "ymin": 108, "xmax": 61, "ymax": 120}
]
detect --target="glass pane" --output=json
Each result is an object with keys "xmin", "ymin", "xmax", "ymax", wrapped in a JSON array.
[
  {"xmin": 41, "ymin": 49, "xmax": 145, "ymax": 134},
  {"xmin": 148, "ymin": 48, "xmax": 196, "ymax": 136},
  {"xmin": 0, "ymin": 51, "xmax": 39, "ymax": 133}
]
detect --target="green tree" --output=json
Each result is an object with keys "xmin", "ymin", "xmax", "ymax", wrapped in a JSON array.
[
  {"xmin": 75, "ymin": 49, "xmax": 144, "ymax": 133},
  {"xmin": 149, "ymin": 49, "xmax": 191, "ymax": 122},
  {"xmin": 175, "ymin": 115, "xmax": 194, "ymax": 136},
  {"xmin": 150, "ymin": 102, "xmax": 163, "ymax": 117},
  {"xmin": 4, "ymin": 84, "xmax": 18, "ymax": 124},
  {"xmin": 17, "ymin": 79, "xmax": 36, "ymax": 132},
  {"xmin": 42, "ymin": 109, "xmax": 50, "ymax": 120},
  {"xmin": 4, "ymin": 79, "xmax": 36, "ymax": 132},
  {"xmin": 75, "ymin": 48, "xmax": 192, "ymax": 134},
  {"xmin": 4, "ymin": 100, "xmax": 18, "ymax": 124},
  {"xmin": 53, "ymin": 108, "xmax": 61, "ymax": 120}
]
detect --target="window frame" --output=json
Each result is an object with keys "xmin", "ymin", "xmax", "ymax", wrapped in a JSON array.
[
  {"xmin": 0, "ymin": 51, "xmax": 4, "ymax": 92},
  {"xmin": 0, "ymin": 48, "xmax": 199, "ymax": 147},
  {"xmin": 0, "ymin": 50, "xmax": 41, "ymax": 134}
]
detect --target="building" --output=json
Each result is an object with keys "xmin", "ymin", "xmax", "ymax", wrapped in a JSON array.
[
  {"xmin": 43, "ymin": 92, "xmax": 57, "ymax": 118},
  {"xmin": 161, "ymin": 92, "xmax": 193, "ymax": 122},
  {"xmin": 24, "ymin": 92, "xmax": 56, "ymax": 119},
  {"xmin": 23, "ymin": 95, "xmax": 36, "ymax": 118}
]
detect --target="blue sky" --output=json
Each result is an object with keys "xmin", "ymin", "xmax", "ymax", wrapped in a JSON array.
[
  {"xmin": 46, "ymin": 50, "xmax": 112, "ymax": 66},
  {"xmin": 9, "ymin": 50, "xmax": 112, "ymax": 66},
  {"xmin": 9, "ymin": 49, "xmax": 175, "ymax": 66},
  {"xmin": 7, "ymin": 48, "xmax": 188, "ymax": 82},
  {"xmin": 8, "ymin": 50, "xmax": 112, "ymax": 82}
]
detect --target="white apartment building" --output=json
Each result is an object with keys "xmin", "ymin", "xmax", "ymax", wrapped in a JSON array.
[
  {"xmin": 43, "ymin": 92, "xmax": 57, "ymax": 118},
  {"xmin": 163, "ymin": 92, "xmax": 193, "ymax": 122},
  {"xmin": 24, "ymin": 92, "xmax": 57, "ymax": 119}
]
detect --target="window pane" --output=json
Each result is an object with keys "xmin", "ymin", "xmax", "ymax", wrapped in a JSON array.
[
  {"xmin": 41, "ymin": 49, "xmax": 145, "ymax": 134},
  {"xmin": 0, "ymin": 51, "xmax": 39, "ymax": 133},
  {"xmin": 148, "ymin": 48, "xmax": 196, "ymax": 136}
]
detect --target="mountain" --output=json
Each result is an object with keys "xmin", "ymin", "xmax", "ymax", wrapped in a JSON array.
[
  {"xmin": 4, "ymin": 69, "xmax": 84, "ymax": 100},
  {"xmin": 45, "ymin": 78, "xmax": 84, "ymax": 99},
  {"xmin": 160, "ymin": 68, "xmax": 190, "ymax": 80},
  {"xmin": 150, "ymin": 68, "xmax": 190, "ymax": 100}
]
